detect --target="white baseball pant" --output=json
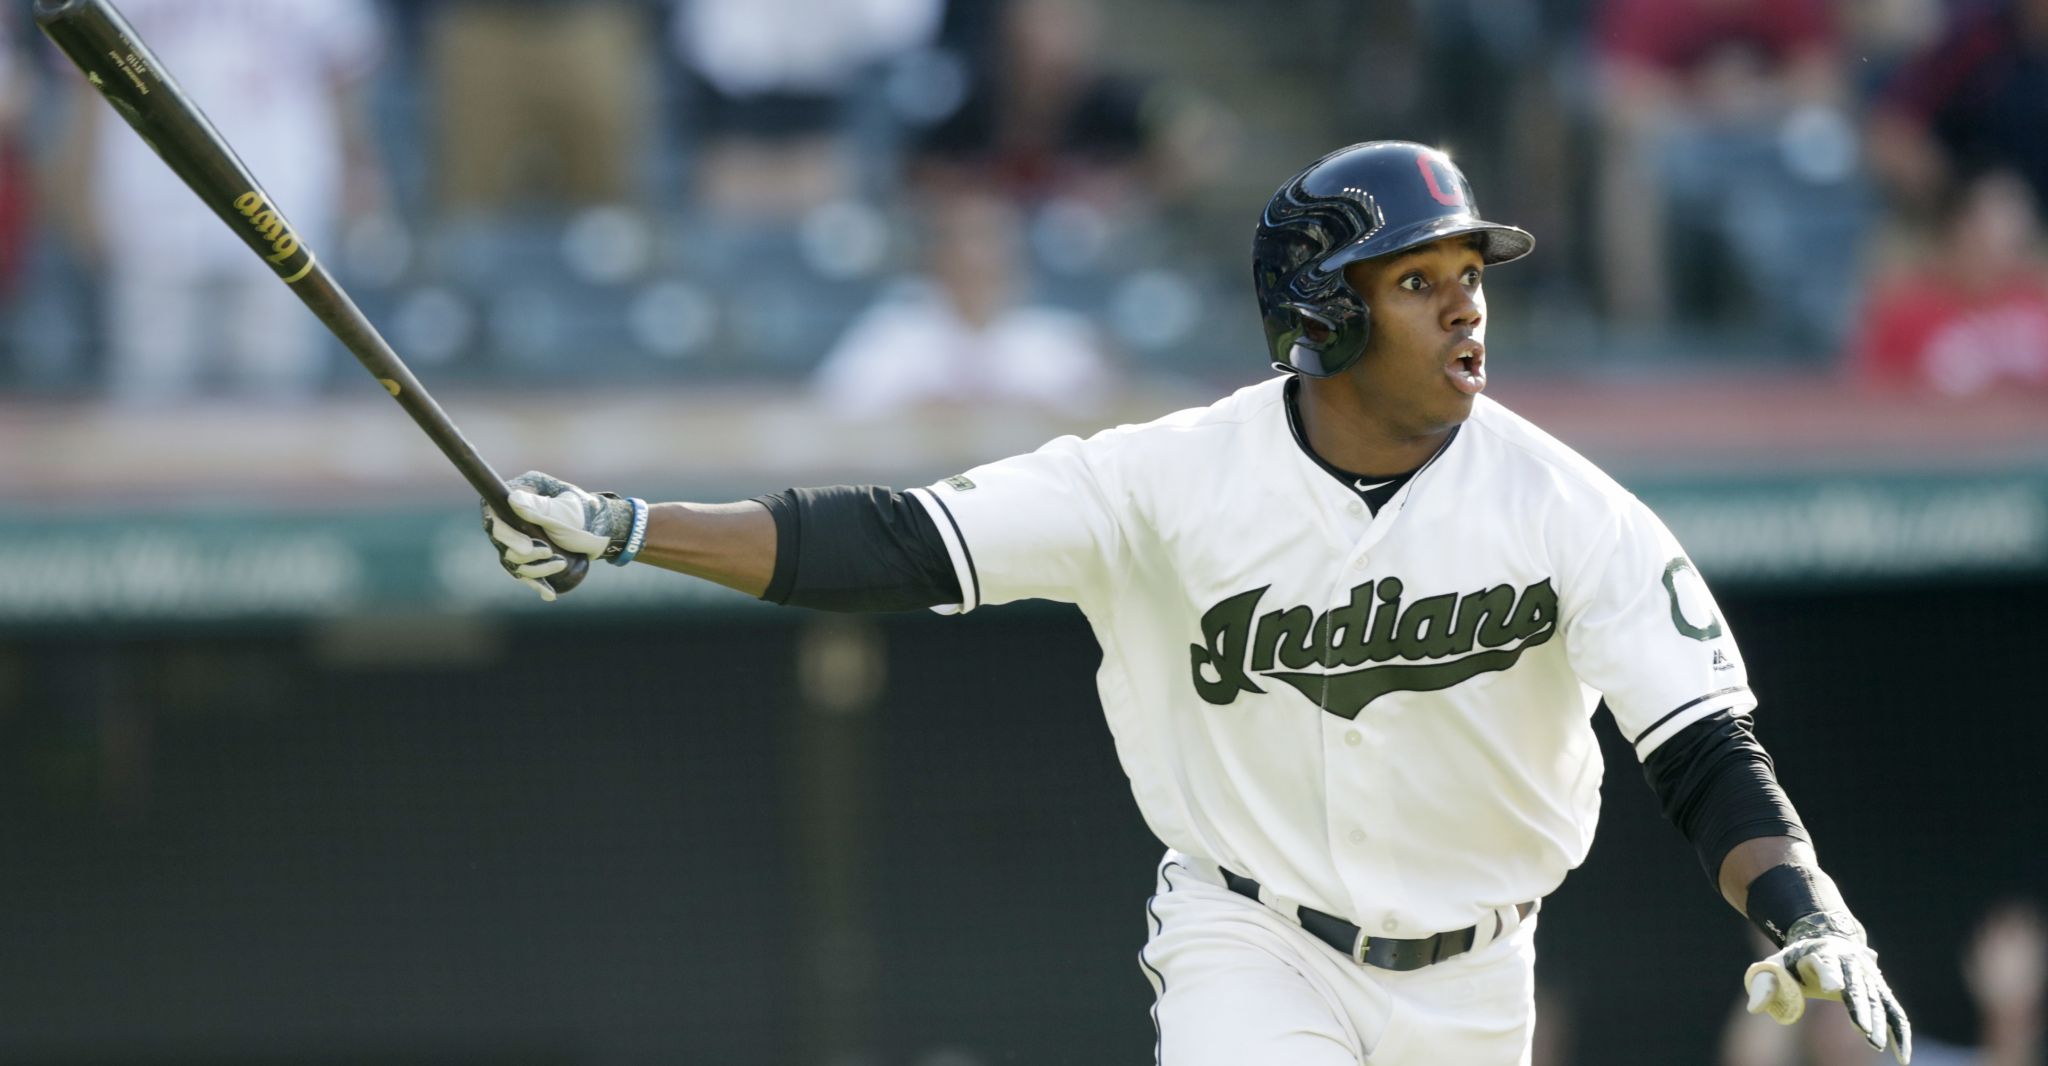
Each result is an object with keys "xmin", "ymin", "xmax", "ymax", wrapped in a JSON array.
[{"xmin": 1138, "ymin": 851, "xmax": 1540, "ymax": 1065}]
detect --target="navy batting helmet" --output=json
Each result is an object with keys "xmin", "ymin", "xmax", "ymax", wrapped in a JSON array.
[{"xmin": 1253, "ymin": 141, "xmax": 1533, "ymax": 377}]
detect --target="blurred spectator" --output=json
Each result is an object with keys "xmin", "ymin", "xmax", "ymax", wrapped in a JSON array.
[
  {"xmin": 45, "ymin": 0, "xmax": 385, "ymax": 404},
  {"xmin": 1851, "ymin": 170, "xmax": 2048, "ymax": 395},
  {"xmin": 1408, "ymin": 2, "xmax": 1581, "ymax": 310},
  {"xmin": 0, "ymin": 15, "xmax": 29, "ymax": 302},
  {"xmin": 672, "ymin": 0, "xmax": 943, "ymax": 217},
  {"xmin": 428, "ymin": 0, "xmax": 655, "ymax": 212},
  {"xmin": 1305, "ymin": 0, "xmax": 1430, "ymax": 139},
  {"xmin": 1593, "ymin": 0, "xmax": 1864, "ymax": 349},
  {"xmin": 1867, "ymin": 0, "xmax": 2048, "ymax": 220},
  {"xmin": 1835, "ymin": 0, "xmax": 1946, "ymax": 96},
  {"xmin": 1964, "ymin": 902, "xmax": 2048, "ymax": 1066},
  {"xmin": 810, "ymin": 186, "xmax": 1111, "ymax": 419},
  {"xmin": 915, "ymin": 0, "xmax": 1217, "ymax": 209},
  {"xmin": 1721, "ymin": 900, "xmax": 2044, "ymax": 1065}
]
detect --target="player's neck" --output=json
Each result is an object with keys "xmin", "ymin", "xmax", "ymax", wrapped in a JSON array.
[{"xmin": 1293, "ymin": 376, "xmax": 1453, "ymax": 479}]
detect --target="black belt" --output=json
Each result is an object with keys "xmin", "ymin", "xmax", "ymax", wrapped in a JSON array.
[{"xmin": 1220, "ymin": 866, "xmax": 1535, "ymax": 972}]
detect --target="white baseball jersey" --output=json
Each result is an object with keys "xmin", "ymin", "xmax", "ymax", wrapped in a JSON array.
[{"xmin": 906, "ymin": 375, "xmax": 1753, "ymax": 937}]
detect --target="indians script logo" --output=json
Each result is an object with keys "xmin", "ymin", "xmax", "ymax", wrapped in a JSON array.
[{"xmin": 1189, "ymin": 577, "xmax": 1557, "ymax": 719}]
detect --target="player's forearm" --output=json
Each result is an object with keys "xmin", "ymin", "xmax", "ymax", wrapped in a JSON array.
[
  {"xmin": 1717, "ymin": 836, "xmax": 1815, "ymax": 913},
  {"xmin": 633, "ymin": 500, "xmax": 777, "ymax": 598},
  {"xmin": 483, "ymin": 479, "xmax": 960, "ymax": 609},
  {"xmin": 1721, "ymin": 835, "xmax": 1875, "ymax": 958},
  {"xmin": 1637, "ymin": 714, "xmax": 1868, "ymax": 947},
  {"xmin": 1642, "ymin": 712, "xmax": 1810, "ymax": 899}
]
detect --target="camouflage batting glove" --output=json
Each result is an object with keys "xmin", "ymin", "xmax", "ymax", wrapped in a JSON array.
[
  {"xmin": 1744, "ymin": 913, "xmax": 1912, "ymax": 1064},
  {"xmin": 481, "ymin": 471, "xmax": 647, "ymax": 602}
]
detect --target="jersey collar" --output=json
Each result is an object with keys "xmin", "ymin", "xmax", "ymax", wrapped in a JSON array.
[{"xmin": 1281, "ymin": 376, "xmax": 1460, "ymax": 512}]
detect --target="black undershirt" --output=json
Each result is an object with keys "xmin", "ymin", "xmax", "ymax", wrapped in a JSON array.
[
  {"xmin": 1640, "ymin": 709, "xmax": 1809, "ymax": 879},
  {"xmin": 753, "ymin": 486, "xmax": 960, "ymax": 611}
]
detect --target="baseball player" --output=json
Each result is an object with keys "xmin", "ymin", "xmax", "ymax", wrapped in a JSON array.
[{"xmin": 483, "ymin": 141, "xmax": 1912, "ymax": 1065}]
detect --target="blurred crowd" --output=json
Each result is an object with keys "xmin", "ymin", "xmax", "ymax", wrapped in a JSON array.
[{"xmin": 0, "ymin": 0, "xmax": 2045, "ymax": 408}]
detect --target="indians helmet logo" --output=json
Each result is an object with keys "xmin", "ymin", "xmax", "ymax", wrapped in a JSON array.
[{"xmin": 1416, "ymin": 153, "xmax": 1466, "ymax": 207}]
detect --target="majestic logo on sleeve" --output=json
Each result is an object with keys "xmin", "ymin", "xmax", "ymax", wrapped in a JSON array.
[{"xmin": 1188, "ymin": 578, "xmax": 1558, "ymax": 719}]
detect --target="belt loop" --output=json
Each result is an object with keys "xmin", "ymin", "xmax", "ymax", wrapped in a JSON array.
[
  {"xmin": 1505, "ymin": 899, "xmax": 1535, "ymax": 936},
  {"xmin": 1472, "ymin": 906, "xmax": 1505, "ymax": 953}
]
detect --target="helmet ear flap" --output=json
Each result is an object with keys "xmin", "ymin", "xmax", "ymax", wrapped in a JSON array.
[
  {"xmin": 1298, "ymin": 306, "xmax": 1337, "ymax": 345},
  {"xmin": 1279, "ymin": 303, "xmax": 1372, "ymax": 378}
]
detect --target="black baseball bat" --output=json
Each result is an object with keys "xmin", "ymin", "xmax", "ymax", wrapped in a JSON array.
[{"xmin": 34, "ymin": 0, "xmax": 589, "ymax": 594}]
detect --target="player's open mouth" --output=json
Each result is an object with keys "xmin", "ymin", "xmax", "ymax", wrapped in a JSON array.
[{"xmin": 1447, "ymin": 340, "xmax": 1486, "ymax": 395}]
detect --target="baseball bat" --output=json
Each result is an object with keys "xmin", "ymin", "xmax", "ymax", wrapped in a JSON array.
[{"xmin": 33, "ymin": 0, "xmax": 588, "ymax": 594}]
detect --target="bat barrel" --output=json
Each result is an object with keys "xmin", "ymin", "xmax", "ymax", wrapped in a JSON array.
[
  {"xmin": 36, "ymin": 0, "xmax": 589, "ymax": 594},
  {"xmin": 34, "ymin": 0, "xmax": 320, "ymax": 288}
]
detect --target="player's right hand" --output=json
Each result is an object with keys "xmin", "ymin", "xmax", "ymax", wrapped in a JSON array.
[{"xmin": 481, "ymin": 471, "xmax": 638, "ymax": 601}]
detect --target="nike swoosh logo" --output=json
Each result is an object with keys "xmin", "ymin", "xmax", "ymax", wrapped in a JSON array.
[{"xmin": 1264, "ymin": 622, "xmax": 1557, "ymax": 719}]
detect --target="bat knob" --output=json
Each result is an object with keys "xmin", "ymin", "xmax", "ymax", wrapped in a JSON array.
[
  {"xmin": 545, "ymin": 554, "xmax": 591, "ymax": 595},
  {"xmin": 33, "ymin": 0, "xmax": 89, "ymax": 20}
]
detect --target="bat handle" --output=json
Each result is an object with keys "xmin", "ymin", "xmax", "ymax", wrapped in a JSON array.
[
  {"xmin": 487, "ymin": 492, "xmax": 591, "ymax": 596},
  {"xmin": 545, "ymin": 554, "xmax": 591, "ymax": 595}
]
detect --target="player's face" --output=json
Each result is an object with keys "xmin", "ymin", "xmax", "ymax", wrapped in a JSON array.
[{"xmin": 1341, "ymin": 237, "xmax": 1489, "ymax": 431}]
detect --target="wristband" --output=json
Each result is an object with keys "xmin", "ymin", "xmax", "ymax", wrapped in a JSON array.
[
  {"xmin": 608, "ymin": 496, "xmax": 649, "ymax": 566},
  {"xmin": 1744, "ymin": 863, "xmax": 1862, "ymax": 948}
]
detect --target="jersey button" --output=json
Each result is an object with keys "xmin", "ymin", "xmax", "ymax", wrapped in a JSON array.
[
  {"xmin": 1343, "ymin": 730, "xmax": 1361, "ymax": 747},
  {"xmin": 1351, "ymin": 555, "xmax": 1369, "ymax": 570},
  {"xmin": 1381, "ymin": 917, "xmax": 1400, "ymax": 933},
  {"xmin": 1346, "ymin": 500, "xmax": 1363, "ymax": 516},
  {"xmin": 1348, "ymin": 829, "xmax": 1366, "ymax": 845}
]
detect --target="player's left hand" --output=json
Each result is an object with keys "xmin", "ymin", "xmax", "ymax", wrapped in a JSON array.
[
  {"xmin": 481, "ymin": 470, "xmax": 639, "ymax": 601},
  {"xmin": 1744, "ymin": 925, "xmax": 1912, "ymax": 1063}
]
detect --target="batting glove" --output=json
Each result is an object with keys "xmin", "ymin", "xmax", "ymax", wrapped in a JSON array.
[
  {"xmin": 481, "ymin": 471, "xmax": 648, "ymax": 601},
  {"xmin": 1744, "ymin": 915, "xmax": 1912, "ymax": 1064}
]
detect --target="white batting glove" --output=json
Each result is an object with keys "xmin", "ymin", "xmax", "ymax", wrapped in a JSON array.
[
  {"xmin": 1744, "ymin": 920, "xmax": 1912, "ymax": 1064},
  {"xmin": 480, "ymin": 471, "xmax": 646, "ymax": 601}
]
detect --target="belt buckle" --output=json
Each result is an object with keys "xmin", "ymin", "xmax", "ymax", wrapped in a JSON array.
[{"xmin": 1352, "ymin": 934, "xmax": 1370, "ymax": 966}]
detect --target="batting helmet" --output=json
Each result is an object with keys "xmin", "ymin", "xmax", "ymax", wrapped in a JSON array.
[{"xmin": 1254, "ymin": 141, "xmax": 1533, "ymax": 377}]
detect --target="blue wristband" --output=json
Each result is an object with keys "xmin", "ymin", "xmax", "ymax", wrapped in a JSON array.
[{"xmin": 610, "ymin": 497, "xmax": 649, "ymax": 567}]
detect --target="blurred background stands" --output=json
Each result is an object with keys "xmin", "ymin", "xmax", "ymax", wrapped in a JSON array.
[{"xmin": 20, "ymin": 0, "xmax": 2048, "ymax": 396}]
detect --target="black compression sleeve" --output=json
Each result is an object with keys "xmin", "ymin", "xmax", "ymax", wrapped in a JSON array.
[
  {"xmin": 1641, "ymin": 710, "xmax": 1810, "ymax": 882},
  {"xmin": 755, "ymin": 491, "xmax": 801, "ymax": 605},
  {"xmin": 750, "ymin": 485, "xmax": 964, "ymax": 612}
]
